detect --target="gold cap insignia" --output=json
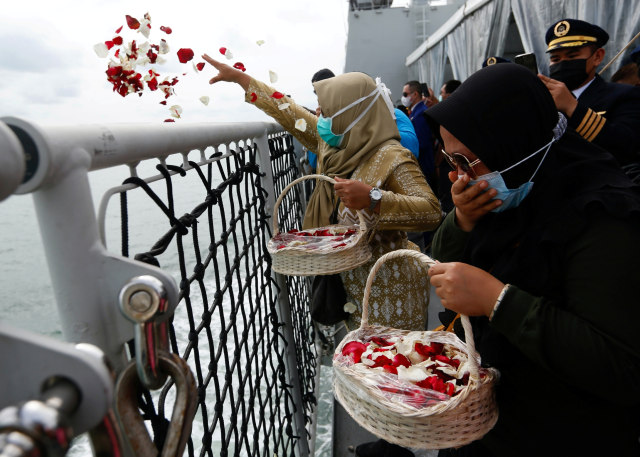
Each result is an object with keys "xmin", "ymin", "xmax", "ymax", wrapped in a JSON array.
[
  {"xmin": 554, "ymin": 20, "xmax": 570, "ymax": 37},
  {"xmin": 487, "ymin": 57, "xmax": 497, "ymax": 65}
]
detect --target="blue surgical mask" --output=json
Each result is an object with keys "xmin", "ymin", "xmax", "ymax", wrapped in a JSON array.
[
  {"xmin": 317, "ymin": 77, "xmax": 395, "ymax": 148},
  {"xmin": 470, "ymin": 138, "xmax": 555, "ymax": 212}
]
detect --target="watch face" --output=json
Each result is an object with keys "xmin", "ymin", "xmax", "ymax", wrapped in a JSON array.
[{"xmin": 371, "ymin": 188, "xmax": 382, "ymax": 200}]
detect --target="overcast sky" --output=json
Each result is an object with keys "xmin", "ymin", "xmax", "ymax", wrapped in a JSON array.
[{"xmin": 0, "ymin": 0, "xmax": 358, "ymax": 125}]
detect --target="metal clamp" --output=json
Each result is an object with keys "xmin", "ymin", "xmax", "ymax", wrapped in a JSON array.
[
  {"xmin": 115, "ymin": 352, "xmax": 197, "ymax": 457},
  {"xmin": 119, "ymin": 275, "xmax": 171, "ymax": 390}
]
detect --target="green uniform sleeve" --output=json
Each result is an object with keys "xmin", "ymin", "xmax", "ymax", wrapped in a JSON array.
[
  {"xmin": 491, "ymin": 217, "xmax": 640, "ymax": 403},
  {"xmin": 430, "ymin": 210, "xmax": 470, "ymax": 262}
]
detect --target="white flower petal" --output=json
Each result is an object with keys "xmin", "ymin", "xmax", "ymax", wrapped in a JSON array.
[
  {"xmin": 169, "ymin": 105, "xmax": 183, "ymax": 118},
  {"xmin": 278, "ymin": 103, "xmax": 291, "ymax": 111},
  {"xmin": 397, "ymin": 365, "xmax": 428, "ymax": 383},
  {"xmin": 371, "ymin": 350, "xmax": 395, "ymax": 361},
  {"xmin": 295, "ymin": 118, "xmax": 307, "ymax": 132},
  {"xmin": 224, "ymin": 49, "xmax": 233, "ymax": 60},
  {"xmin": 94, "ymin": 42, "xmax": 109, "ymax": 58},
  {"xmin": 436, "ymin": 364, "xmax": 459, "ymax": 377},
  {"xmin": 199, "ymin": 96, "xmax": 210, "ymax": 106},
  {"xmin": 269, "ymin": 70, "xmax": 278, "ymax": 83},
  {"xmin": 159, "ymin": 40, "xmax": 170, "ymax": 54},
  {"xmin": 361, "ymin": 357, "xmax": 375, "ymax": 367},
  {"xmin": 138, "ymin": 41, "xmax": 150, "ymax": 54},
  {"xmin": 139, "ymin": 18, "xmax": 151, "ymax": 38},
  {"xmin": 343, "ymin": 302, "xmax": 356, "ymax": 313}
]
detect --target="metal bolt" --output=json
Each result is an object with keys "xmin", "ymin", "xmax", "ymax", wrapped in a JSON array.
[
  {"xmin": 129, "ymin": 291, "xmax": 154, "ymax": 313},
  {"xmin": 119, "ymin": 276, "xmax": 166, "ymax": 323}
]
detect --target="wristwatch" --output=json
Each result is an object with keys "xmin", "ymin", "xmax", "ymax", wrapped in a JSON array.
[{"xmin": 368, "ymin": 187, "xmax": 382, "ymax": 212}]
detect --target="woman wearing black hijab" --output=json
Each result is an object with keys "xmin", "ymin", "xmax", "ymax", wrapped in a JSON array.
[{"xmin": 425, "ymin": 63, "xmax": 640, "ymax": 456}]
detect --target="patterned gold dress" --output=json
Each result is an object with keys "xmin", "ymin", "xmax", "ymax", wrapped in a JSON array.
[{"xmin": 246, "ymin": 77, "xmax": 441, "ymax": 331}]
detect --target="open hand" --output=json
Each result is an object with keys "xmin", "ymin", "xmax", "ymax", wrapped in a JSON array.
[{"xmin": 202, "ymin": 54, "xmax": 251, "ymax": 90}]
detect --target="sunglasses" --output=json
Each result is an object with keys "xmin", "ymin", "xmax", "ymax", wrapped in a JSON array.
[
  {"xmin": 442, "ymin": 150, "xmax": 482, "ymax": 178},
  {"xmin": 402, "ymin": 92, "xmax": 410, "ymax": 97}
]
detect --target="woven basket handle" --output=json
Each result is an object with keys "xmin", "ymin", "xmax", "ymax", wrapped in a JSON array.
[
  {"xmin": 272, "ymin": 174, "xmax": 368, "ymax": 235},
  {"xmin": 359, "ymin": 248, "xmax": 480, "ymax": 378}
]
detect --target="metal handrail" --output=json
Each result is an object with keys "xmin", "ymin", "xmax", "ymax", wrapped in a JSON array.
[{"xmin": 0, "ymin": 118, "xmax": 316, "ymax": 456}]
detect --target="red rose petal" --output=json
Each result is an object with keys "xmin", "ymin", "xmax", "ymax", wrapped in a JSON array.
[
  {"xmin": 164, "ymin": 119, "xmax": 175, "ymax": 123},
  {"xmin": 341, "ymin": 341, "xmax": 367, "ymax": 364},
  {"xmin": 446, "ymin": 382, "xmax": 456, "ymax": 396},
  {"xmin": 196, "ymin": 62, "xmax": 205, "ymax": 71},
  {"xmin": 114, "ymin": 49, "xmax": 120, "ymax": 58},
  {"xmin": 177, "ymin": 48, "xmax": 194, "ymax": 64},
  {"xmin": 113, "ymin": 36, "xmax": 123, "ymax": 46},
  {"xmin": 146, "ymin": 49, "xmax": 158, "ymax": 64},
  {"xmin": 370, "ymin": 336, "xmax": 392, "ymax": 347},
  {"xmin": 219, "ymin": 47, "xmax": 227, "ymax": 55},
  {"xmin": 383, "ymin": 365, "xmax": 398, "ymax": 375},
  {"xmin": 160, "ymin": 25, "xmax": 172, "ymax": 34},
  {"xmin": 147, "ymin": 77, "xmax": 158, "ymax": 91},
  {"xmin": 125, "ymin": 15, "xmax": 140, "ymax": 30},
  {"xmin": 233, "ymin": 62, "xmax": 246, "ymax": 72},
  {"xmin": 435, "ymin": 355, "xmax": 458, "ymax": 367},
  {"xmin": 250, "ymin": 92, "xmax": 257, "ymax": 103},
  {"xmin": 115, "ymin": 25, "xmax": 123, "ymax": 34},
  {"xmin": 159, "ymin": 100, "xmax": 167, "ymax": 105},
  {"xmin": 392, "ymin": 354, "xmax": 411, "ymax": 368},
  {"xmin": 271, "ymin": 91, "xmax": 285, "ymax": 99},
  {"xmin": 415, "ymin": 342, "xmax": 444, "ymax": 357},
  {"xmin": 368, "ymin": 354, "xmax": 392, "ymax": 368},
  {"xmin": 105, "ymin": 40, "xmax": 115, "ymax": 50}
]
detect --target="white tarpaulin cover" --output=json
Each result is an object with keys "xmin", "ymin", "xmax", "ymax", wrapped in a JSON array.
[{"xmin": 408, "ymin": 0, "xmax": 640, "ymax": 90}]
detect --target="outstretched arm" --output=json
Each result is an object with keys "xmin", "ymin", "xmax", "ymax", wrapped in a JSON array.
[
  {"xmin": 202, "ymin": 54, "xmax": 320, "ymax": 153},
  {"xmin": 202, "ymin": 54, "xmax": 251, "ymax": 90}
]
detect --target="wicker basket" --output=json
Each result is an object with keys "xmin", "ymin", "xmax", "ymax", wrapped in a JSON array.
[
  {"xmin": 268, "ymin": 174, "xmax": 372, "ymax": 276},
  {"xmin": 333, "ymin": 249, "xmax": 499, "ymax": 449}
]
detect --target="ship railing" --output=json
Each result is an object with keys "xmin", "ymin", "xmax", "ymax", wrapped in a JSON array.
[{"xmin": 0, "ymin": 117, "xmax": 320, "ymax": 457}]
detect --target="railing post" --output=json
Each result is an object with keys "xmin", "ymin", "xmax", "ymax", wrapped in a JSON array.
[{"xmin": 253, "ymin": 130, "xmax": 311, "ymax": 457}]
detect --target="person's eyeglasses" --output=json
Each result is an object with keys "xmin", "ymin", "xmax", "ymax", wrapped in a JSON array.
[
  {"xmin": 402, "ymin": 92, "xmax": 409, "ymax": 97},
  {"xmin": 442, "ymin": 150, "xmax": 482, "ymax": 178}
]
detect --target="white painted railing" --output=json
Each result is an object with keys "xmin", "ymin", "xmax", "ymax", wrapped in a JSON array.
[{"xmin": 0, "ymin": 117, "xmax": 317, "ymax": 457}]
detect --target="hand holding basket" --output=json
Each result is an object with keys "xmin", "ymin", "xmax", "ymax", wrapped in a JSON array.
[
  {"xmin": 268, "ymin": 174, "xmax": 372, "ymax": 276},
  {"xmin": 333, "ymin": 249, "xmax": 499, "ymax": 449}
]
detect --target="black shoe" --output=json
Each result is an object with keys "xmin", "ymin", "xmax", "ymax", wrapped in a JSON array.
[{"xmin": 354, "ymin": 439, "xmax": 415, "ymax": 457}]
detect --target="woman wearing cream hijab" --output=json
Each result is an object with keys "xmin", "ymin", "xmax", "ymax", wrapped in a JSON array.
[{"xmin": 203, "ymin": 54, "xmax": 441, "ymax": 332}]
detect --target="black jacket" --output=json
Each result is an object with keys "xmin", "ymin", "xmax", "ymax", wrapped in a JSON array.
[{"xmin": 569, "ymin": 74, "xmax": 640, "ymax": 165}]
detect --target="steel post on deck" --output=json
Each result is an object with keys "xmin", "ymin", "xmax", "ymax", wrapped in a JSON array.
[{"xmin": 254, "ymin": 130, "xmax": 313, "ymax": 457}]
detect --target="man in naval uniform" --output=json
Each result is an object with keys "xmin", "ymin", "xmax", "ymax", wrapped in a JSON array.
[{"xmin": 538, "ymin": 19, "xmax": 640, "ymax": 180}]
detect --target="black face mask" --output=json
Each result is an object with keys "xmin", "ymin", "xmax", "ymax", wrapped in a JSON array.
[{"xmin": 549, "ymin": 58, "xmax": 589, "ymax": 90}]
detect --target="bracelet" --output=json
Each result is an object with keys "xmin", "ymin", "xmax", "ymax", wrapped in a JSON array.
[{"xmin": 489, "ymin": 284, "xmax": 510, "ymax": 321}]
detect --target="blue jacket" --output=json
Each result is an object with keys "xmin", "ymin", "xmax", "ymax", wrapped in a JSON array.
[
  {"xmin": 394, "ymin": 108, "xmax": 419, "ymax": 157},
  {"xmin": 409, "ymin": 100, "xmax": 435, "ymax": 177}
]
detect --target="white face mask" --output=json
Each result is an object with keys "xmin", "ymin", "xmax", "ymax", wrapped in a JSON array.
[
  {"xmin": 400, "ymin": 95, "xmax": 412, "ymax": 108},
  {"xmin": 317, "ymin": 77, "xmax": 396, "ymax": 147}
]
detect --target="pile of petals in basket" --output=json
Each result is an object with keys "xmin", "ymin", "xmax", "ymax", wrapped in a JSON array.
[
  {"xmin": 336, "ymin": 334, "xmax": 476, "ymax": 407},
  {"xmin": 269, "ymin": 225, "xmax": 359, "ymax": 251}
]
